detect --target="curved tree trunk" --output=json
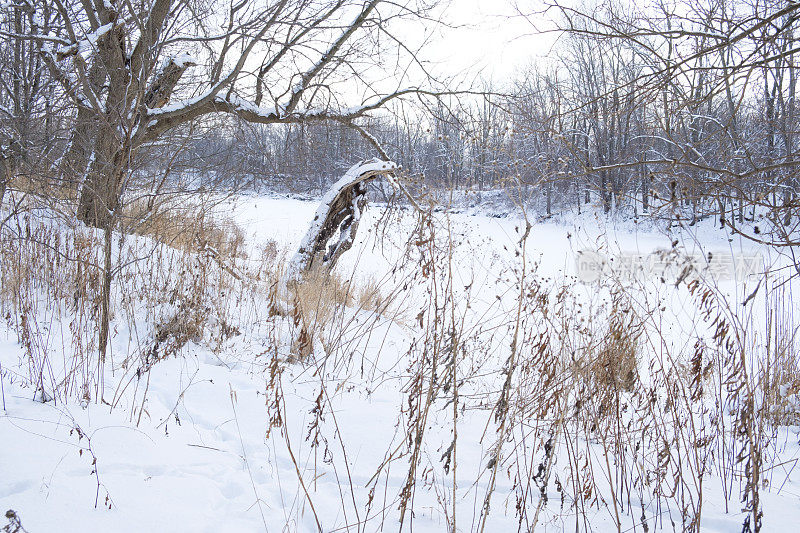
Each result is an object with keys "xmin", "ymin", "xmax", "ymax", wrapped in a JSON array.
[
  {"xmin": 286, "ymin": 158, "xmax": 398, "ymax": 283},
  {"xmin": 284, "ymin": 158, "xmax": 397, "ymax": 361}
]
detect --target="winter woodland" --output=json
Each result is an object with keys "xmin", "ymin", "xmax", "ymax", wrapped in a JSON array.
[{"xmin": 2, "ymin": 1, "xmax": 800, "ymax": 531}]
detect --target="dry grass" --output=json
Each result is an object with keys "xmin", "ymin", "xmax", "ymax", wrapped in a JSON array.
[
  {"xmin": 293, "ymin": 268, "xmax": 353, "ymax": 318},
  {"xmin": 591, "ymin": 311, "xmax": 640, "ymax": 392},
  {"xmin": 260, "ymin": 239, "xmax": 279, "ymax": 265},
  {"xmin": 761, "ymin": 281, "xmax": 800, "ymax": 426},
  {"xmin": 761, "ymin": 340, "xmax": 800, "ymax": 425},
  {"xmin": 289, "ymin": 268, "xmax": 352, "ymax": 360},
  {"xmin": 145, "ymin": 312, "xmax": 204, "ymax": 365},
  {"xmin": 565, "ymin": 299, "xmax": 641, "ymax": 409},
  {"xmin": 7, "ymin": 173, "xmax": 78, "ymax": 203},
  {"xmin": 122, "ymin": 198, "xmax": 246, "ymax": 259},
  {"xmin": 356, "ymin": 276, "xmax": 384, "ymax": 311},
  {"xmin": 7, "ymin": 189, "xmax": 798, "ymax": 532},
  {"xmin": 0, "ymin": 218, "xmax": 104, "ymax": 401},
  {"xmin": 285, "ymin": 269, "xmax": 395, "ymax": 361},
  {"xmin": 0, "ymin": 195, "xmax": 255, "ymax": 402}
]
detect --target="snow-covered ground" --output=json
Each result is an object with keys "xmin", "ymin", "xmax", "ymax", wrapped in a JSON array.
[{"xmin": 2, "ymin": 194, "xmax": 799, "ymax": 532}]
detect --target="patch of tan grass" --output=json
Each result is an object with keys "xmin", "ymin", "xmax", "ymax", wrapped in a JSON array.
[
  {"xmin": 759, "ymin": 281, "xmax": 800, "ymax": 426},
  {"xmin": 761, "ymin": 339, "xmax": 800, "ymax": 425},
  {"xmin": 8, "ymin": 173, "xmax": 78, "ymax": 203},
  {"xmin": 293, "ymin": 268, "xmax": 352, "ymax": 324},
  {"xmin": 569, "ymin": 304, "xmax": 641, "ymax": 410},
  {"xmin": 287, "ymin": 270, "xmax": 396, "ymax": 361},
  {"xmin": 593, "ymin": 312, "xmax": 639, "ymax": 392},
  {"xmin": 356, "ymin": 276, "xmax": 384, "ymax": 311},
  {"xmin": 122, "ymin": 199, "xmax": 245, "ymax": 259}
]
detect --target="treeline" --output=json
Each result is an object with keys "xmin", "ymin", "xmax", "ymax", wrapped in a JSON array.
[
  {"xmin": 3, "ymin": 0, "xmax": 800, "ymax": 239},
  {"xmin": 211, "ymin": 0, "xmax": 800, "ymax": 236}
]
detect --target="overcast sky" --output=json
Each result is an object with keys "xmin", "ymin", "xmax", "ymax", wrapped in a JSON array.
[{"xmin": 429, "ymin": 0, "xmax": 557, "ymax": 84}]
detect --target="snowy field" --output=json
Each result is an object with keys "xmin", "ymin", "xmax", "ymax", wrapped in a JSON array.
[{"xmin": 2, "ymin": 194, "xmax": 800, "ymax": 532}]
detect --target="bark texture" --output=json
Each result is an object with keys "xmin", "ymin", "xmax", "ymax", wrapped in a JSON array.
[
  {"xmin": 287, "ymin": 158, "xmax": 398, "ymax": 281},
  {"xmin": 0, "ymin": 156, "xmax": 8, "ymax": 205}
]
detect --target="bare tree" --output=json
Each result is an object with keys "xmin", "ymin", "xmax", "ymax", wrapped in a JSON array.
[
  {"xmin": 1, "ymin": 1, "xmax": 58, "ymax": 205},
  {"xmin": 6, "ymin": 0, "xmax": 440, "ymax": 228},
  {"xmin": 1, "ymin": 0, "xmax": 450, "ymax": 377},
  {"xmin": 503, "ymin": 0, "xmax": 800, "ymax": 239}
]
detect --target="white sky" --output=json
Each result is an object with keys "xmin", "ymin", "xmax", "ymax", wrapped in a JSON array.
[{"xmin": 428, "ymin": 0, "xmax": 557, "ymax": 84}]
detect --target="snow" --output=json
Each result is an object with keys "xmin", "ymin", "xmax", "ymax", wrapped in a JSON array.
[
  {"xmin": 83, "ymin": 24, "xmax": 113, "ymax": 50},
  {"xmin": 147, "ymin": 92, "xmax": 208, "ymax": 116},
  {"xmin": 172, "ymin": 52, "xmax": 198, "ymax": 69},
  {"xmin": 224, "ymin": 94, "xmax": 275, "ymax": 116},
  {"xmin": 1, "ymin": 193, "xmax": 800, "ymax": 531},
  {"xmin": 147, "ymin": 92, "xmax": 277, "ymax": 121}
]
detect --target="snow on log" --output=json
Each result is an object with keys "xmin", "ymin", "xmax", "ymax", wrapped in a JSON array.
[{"xmin": 286, "ymin": 158, "xmax": 398, "ymax": 283}]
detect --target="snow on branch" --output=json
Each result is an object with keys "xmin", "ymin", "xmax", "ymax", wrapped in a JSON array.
[
  {"xmin": 141, "ymin": 89, "xmax": 422, "ymax": 144},
  {"xmin": 285, "ymin": 158, "xmax": 398, "ymax": 284},
  {"xmin": 52, "ymin": 23, "xmax": 113, "ymax": 60}
]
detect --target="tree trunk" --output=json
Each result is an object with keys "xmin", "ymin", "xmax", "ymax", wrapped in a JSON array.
[
  {"xmin": 61, "ymin": 107, "xmax": 100, "ymax": 187},
  {"xmin": 286, "ymin": 158, "xmax": 398, "ymax": 282},
  {"xmin": 60, "ymin": 58, "xmax": 107, "ymax": 188},
  {"xmin": 76, "ymin": 127, "xmax": 125, "ymax": 228},
  {"xmin": 0, "ymin": 157, "xmax": 8, "ymax": 206},
  {"xmin": 75, "ymin": 14, "xmax": 130, "ymax": 229},
  {"xmin": 546, "ymin": 182, "xmax": 552, "ymax": 217}
]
